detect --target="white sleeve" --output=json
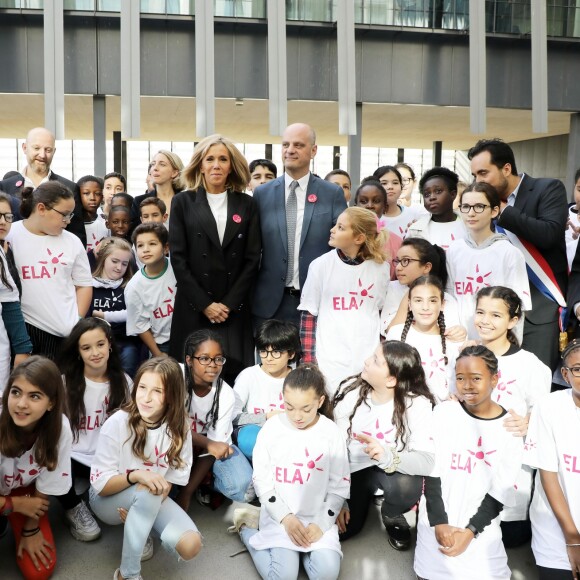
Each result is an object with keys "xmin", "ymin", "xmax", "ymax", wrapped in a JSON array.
[
  {"xmin": 233, "ymin": 369, "xmax": 252, "ymax": 418},
  {"xmin": 103, "ymin": 309, "xmax": 127, "ymax": 324},
  {"xmin": 406, "ymin": 397, "xmax": 435, "ymax": 455},
  {"xmin": 442, "ymin": 293, "xmax": 461, "ymax": 328},
  {"xmin": 206, "ymin": 384, "xmax": 235, "ymax": 444},
  {"xmin": 90, "ymin": 419, "xmax": 123, "ymax": 494},
  {"xmin": 125, "ymin": 279, "xmax": 150, "ymax": 336},
  {"xmin": 505, "ymin": 247, "xmax": 532, "ymax": 311},
  {"xmin": 523, "ymin": 399, "xmax": 557, "ymax": 472},
  {"xmin": 381, "ymin": 287, "xmax": 407, "ymax": 334},
  {"xmin": 71, "ymin": 240, "xmax": 93, "ymax": 287},
  {"xmin": 385, "ymin": 325, "xmax": 404, "ymax": 341},
  {"xmin": 444, "ymin": 246, "xmax": 457, "ymax": 296},
  {"xmin": 35, "ymin": 416, "xmax": 73, "ymax": 496},
  {"xmin": 298, "ymin": 259, "xmax": 323, "ymax": 315},
  {"xmin": 165, "ymin": 428, "xmax": 193, "ymax": 486},
  {"xmin": 523, "ymin": 355, "xmax": 551, "ymax": 412}
]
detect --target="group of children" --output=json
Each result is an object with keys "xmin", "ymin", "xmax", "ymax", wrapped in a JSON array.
[{"xmin": 0, "ymin": 159, "xmax": 578, "ymax": 580}]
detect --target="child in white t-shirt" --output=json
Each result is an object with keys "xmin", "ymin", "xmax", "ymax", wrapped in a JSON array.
[
  {"xmin": 299, "ymin": 207, "xmax": 389, "ymax": 394},
  {"xmin": 0, "ymin": 357, "xmax": 72, "ymax": 580},
  {"xmin": 176, "ymin": 330, "xmax": 253, "ymax": 513},
  {"xmin": 78, "ymin": 175, "xmax": 108, "ymax": 252},
  {"xmin": 233, "ymin": 319, "xmax": 301, "ymax": 459},
  {"xmin": 524, "ymin": 339, "xmax": 580, "ymax": 579},
  {"xmin": 125, "ymin": 223, "xmax": 175, "ymax": 357},
  {"xmin": 56, "ymin": 318, "xmax": 132, "ymax": 543},
  {"xmin": 89, "ymin": 357, "xmax": 200, "ymax": 580},
  {"xmin": 387, "ymin": 275, "xmax": 461, "ymax": 402},
  {"xmin": 7, "ymin": 182, "xmax": 93, "ymax": 359},
  {"xmin": 414, "ymin": 346, "xmax": 523, "ymax": 580},
  {"xmin": 446, "ymin": 182, "xmax": 531, "ymax": 339},
  {"xmin": 231, "ymin": 365, "xmax": 350, "ymax": 580}
]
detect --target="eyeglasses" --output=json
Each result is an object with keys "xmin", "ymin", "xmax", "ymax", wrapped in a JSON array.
[
  {"xmin": 49, "ymin": 207, "xmax": 75, "ymax": 223},
  {"xmin": 401, "ymin": 178, "xmax": 412, "ymax": 185},
  {"xmin": 459, "ymin": 203, "xmax": 490, "ymax": 214},
  {"xmin": 258, "ymin": 349, "xmax": 287, "ymax": 359},
  {"xmin": 562, "ymin": 366, "xmax": 580, "ymax": 378},
  {"xmin": 192, "ymin": 355, "xmax": 227, "ymax": 366},
  {"xmin": 393, "ymin": 257, "xmax": 422, "ymax": 267},
  {"xmin": 0, "ymin": 212, "xmax": 14, "ymax": 223}
]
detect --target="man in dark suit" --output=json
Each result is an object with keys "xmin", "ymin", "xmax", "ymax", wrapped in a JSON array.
[
  {"xmin": 469, "ymin": 138, "xmax": 568, "ymax": 373},
  {"xmin": 252, "ymin": 123, "xmax": 347, "ymax": 328},
  {"xmin": 0, "ymin": 127, "xmax": 86, "ymax": 246}
]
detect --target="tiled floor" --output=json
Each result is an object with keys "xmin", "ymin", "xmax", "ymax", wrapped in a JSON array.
[{"xmin": 1, "ymin": 497, "xmax": 538, "ymax": 579}]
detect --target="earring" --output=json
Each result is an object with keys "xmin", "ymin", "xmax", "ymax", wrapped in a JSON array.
[{"xmin": 109, "ymin": 347, "xmax": 112, "ymax": 353}]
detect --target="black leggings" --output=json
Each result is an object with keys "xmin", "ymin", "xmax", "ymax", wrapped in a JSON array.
[
  {"xmin": 56, "ymin": 459, "xmax": 91, "ymax": 510},
  {"xmin": 340, "ymin": 466, "xmax": 423, "ymax": 541},
  {"xmin": 538, "ymin": 566, "xmax": 574, "ymax": 580}
]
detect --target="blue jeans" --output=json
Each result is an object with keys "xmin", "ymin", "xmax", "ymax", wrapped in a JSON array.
[
  {"xmin": 240, "ymin": 528, "xmax": 340, "ymax": 580},
  {"xmin": 212, "ymin": 445, "xmax": 254, "ymax": 502},
  {"xmin": 117, "ymin": 339, "xmax": 140, "ymax": 378},
  {"xmin": 89, "ymin": 485, "xmax": 199, "ymax": 579}
]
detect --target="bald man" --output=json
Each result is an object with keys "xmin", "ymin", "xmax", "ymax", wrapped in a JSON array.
[
  {"xmin": 252, "ymin": 123, "xmax": 346, "ymax": 328},
  {"xmin": 0, "ymin": 127, "xmax": 86, "ymax": 246}
]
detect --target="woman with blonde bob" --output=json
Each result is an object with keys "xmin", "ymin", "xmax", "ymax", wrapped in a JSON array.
[
  {"xmin": 298, "ymin": 207, "xmax": 390, "ymax": 393},
  {"xmin": 131, "ymin": 149, "xmax": 184, "ymax": 226},
  {"xmin": 169, "ymin": 135, "xmax": 261, "ymax": 384}
]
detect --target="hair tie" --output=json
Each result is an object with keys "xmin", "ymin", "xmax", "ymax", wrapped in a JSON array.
[{"xmin": 375, "ymin": 216, "xmax": 386, "ymax": 234}]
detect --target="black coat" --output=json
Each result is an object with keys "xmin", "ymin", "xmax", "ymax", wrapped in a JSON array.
[
  {"xmin": 168, "ymin": 188, "xmax": 261, "ymax": 381},
  {"xmin": 0, "ymin": 172, "xmax": 87, "ymax": 247}
]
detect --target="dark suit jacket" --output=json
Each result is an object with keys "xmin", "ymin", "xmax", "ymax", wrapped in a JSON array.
[
  {"xmin": 0, "ymin": 172, "xmax": 87, "ymax": 247},
  {"xmin": 168, "ymin": 187, "xmax": 261, "ymax": 364},
  {"xmin": 499, "ymin": 174, "xmax": 568, "ymax": 324},
  {"xmin": 252, "ymin": 173, "xmax": 347, "ymax": 319}
]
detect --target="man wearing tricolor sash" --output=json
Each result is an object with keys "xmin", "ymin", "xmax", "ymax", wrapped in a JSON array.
[{"xmin": 468, "ymin": 139, "xmax": 568, "ymax": 375}]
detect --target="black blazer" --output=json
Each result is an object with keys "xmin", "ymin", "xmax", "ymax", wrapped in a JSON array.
[
  {"xmin": 0, "ymin": 172, "xmax": 87, "ymax": 247},
  {"xmin": 499, "ymin": 174, "xmax": 568, "ymax": 324}
]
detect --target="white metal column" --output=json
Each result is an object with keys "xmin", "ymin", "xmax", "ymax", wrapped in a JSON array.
[
  {"xmin": 469, "ymin": 0, "xmax": 486, "ymax": 134},
  {"xmin": 43, "ymin": 0, "xmax": 65, "ymax": 139},
  {"xmin": 267, "ymin": 0, "xmax": 288, "ymax": 136},
  {"xmin": 531, "ymin": 0, "xmax": 548, "ymax": 133},
  {"xmin": 195, "ymin": 0, "xmax": 215, "ymax": 137},
  {"xmin": 337, "ymin": 0, "xmax": 357, "ymax": 136},
  {"xmin": 121, "ymin": 0, "xmax": 141, "ymax": 138}
]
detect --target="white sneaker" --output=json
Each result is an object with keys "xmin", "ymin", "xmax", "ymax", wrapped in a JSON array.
[
  {"xmin": 113, "ymin": 568, "xmax": 143, "ymax": 580},
  {"xmin": 141, "ymin": 535, "xmax": 154, "ymax": 562},
  {"xmin": 64, "ymin": 500, "xmax": 101, "ymax": 542},
  {"xmin": 227, "ymin": 506, "xmax": 261, "ymax": 533}
]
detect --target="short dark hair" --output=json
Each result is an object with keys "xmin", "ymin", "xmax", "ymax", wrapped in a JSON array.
[
  {"xmin": 255, "ymin": 319, "xmax": 301, "ymax": 359},
  {"xmin": 139, "ymin": 196, "xmax": 166, "ymax": 215},
  {"xmin": 111, "ymin": 192, "xmax": 133, "ymax": 206},
  {"xmin": 324, "ymin": 169, "xmax": 351, "ymax": 185},
  {"xmin": 104, "ymin": 172, "xmax": 127, "ymax": 188},
  {"xmin": 419, "ymin": 167, "xmax": 459, "ymax": 194},
  {"xmin": 77, "ymin": 175, "xmax": 104, "ymax": 189},
  {"xmin": 575, "ymin": 168, "xmax": 580, "ymax": 183},
  {"xmin": 355, "ymin": 178, "xmax": 387, "ymax": 206},
  {"xmin": 373, "ymin": 165, "xmax": 403, "ymax": 182},
  {"xmin": 132, "ymin": 222, "xmax": 168, "ymax": 246},
  {"xmin": 467, "ymin": 138, "xmax": 518, "ymax": 175},
  {"xmin": 249, "ymin": 159, "xmax": 278, "ymax": 176},
  {"xmin": 108, "ymin": 205, "xmax": 131, "ymax": 217},
  {"xmin": 460, "ymin": 181, "xmax": 501, "ymax": 209}
]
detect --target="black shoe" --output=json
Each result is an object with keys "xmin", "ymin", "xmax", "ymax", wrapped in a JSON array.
[{"xmin": 383, "ymin": 514, "xmax": 411, "ymax": 551}]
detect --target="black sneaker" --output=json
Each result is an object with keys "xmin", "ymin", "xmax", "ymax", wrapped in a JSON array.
[{"xmin": 383, "ymin": 514, "xmax": 411, "ymax": 551}]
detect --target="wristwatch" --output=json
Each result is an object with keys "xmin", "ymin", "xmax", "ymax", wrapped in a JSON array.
[{"xmin": 466, "ymin": 523, "xmax": 480, "ymax": 538}]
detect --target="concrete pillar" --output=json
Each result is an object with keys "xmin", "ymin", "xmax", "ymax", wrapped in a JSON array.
[
  {"xmin": 121, "ymin": 0, "xmax": 140, "ymax": 138},
  {"xmin": 93, "ymin": 95, "xmax": 106, "ymax": 176},
  {"xmin": 469, "ymin": 0, "xmax": 486, "ymax": 134},
  {"xmin": 44, "ymin": 0, "xmax": 65, "ymax": 139},
  {"xmin": 347, "ymin": 103, "xmax": 363, "ymax": 199}
]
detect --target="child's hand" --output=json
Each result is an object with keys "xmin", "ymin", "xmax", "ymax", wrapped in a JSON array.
[
  {"xmin": 206, "ymin": 440, "xmax": 234, "ymax": 460},
  {"xmin": 565, "ymin": 544, "xmax": 580, "ymax": 578},
  {"xmin": 444, "ymin": 325, "xmax": 467, "ymax": 342},
  {"xmin": 306, "ymin": 523, "xmax": 323, "ymax": 543},
  {"xmin": 281, "ymin": 514, "xmax": 311, "ymax": 548},
  {"xmin": 442, "ymin": 528, "xmax": 475, "ymax": 557},
  {"xmin": 503, "ymin": 409, "xmax": 528, "ymax": 437},
  {"xmin": 92, "ymin": 310, "xmax": 105, "ymax": 319},
  {"xmin": 435, "ymin": 523, "xmax": 458, "ymax": 550},
  {"xmin": 133, "ymin": 470, "xmax": 170, "ymax": 496},
  {"xmin": 355, "ymin": 433, "xmax": 386, "ymax": 463},
  {"xmin": 12, "ymin": 495, "xmax": 50, "ymax": 519},
  {"xmin": 336, "ymin": 508, "xmax": 350, "ymax": 534},
  {"xmin": 17, "ymin": 530, "xmax": 54, "ymax": 572}
]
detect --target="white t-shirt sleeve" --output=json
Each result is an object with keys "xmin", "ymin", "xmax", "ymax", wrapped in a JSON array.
[
  {"xmin": 524, "ymin": 398, "xmax": 558, "ymax": 472},
  {"xmin": 165, "ymin": 428, "xmax": 193, "ymax": 486},
  {"xmin": 125, "ymin": 277, "xmax": 150, "ymax": 336},
  {"xmin": 233, "ymin": 367, "xmax": 252, "ymax": 417},
  {"xmin": 35, "ymin": 416, "xmax": 73, "ymax": 496},
  {"xmin": 90, "ymin": 414, "xmax": 123, "ymax": 494},
  {"xmin": 70, "ymin": 238, "xmax": 93, "ymax": 287},
  {"xmin": 206, "ymin": 383, "xmax": 235, "ymax": 444},
  {"xmin": 298, "ymin": 257, "xmax": 324, "ymax": 315}
]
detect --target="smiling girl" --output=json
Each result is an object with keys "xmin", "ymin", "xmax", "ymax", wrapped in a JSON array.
[
  {"xmin": 299, "ymin": 207, "xmax": 389, "ymax": 393},
  {"xmin": 89, "ymin": 357, "xmax": 200, "ymax": 580},
  {"xmin": 0, "ymin": 356, "xmax": 72, "ymax": 580},
  {"xmin": 415, "ymin": 346, "xmax": 523, "ymax": 580},
  {"xmin": 231, "ymin": 365, "xmax": 350, "ymax": 580},
  {"xmin": 7, "ymin": 182, "xmax": 93, "ymax": 359}
]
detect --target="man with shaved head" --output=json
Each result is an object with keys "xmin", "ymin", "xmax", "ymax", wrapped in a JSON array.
[
  {"xmin": 0, "ymin": 127, "xmax": 86, "ymax": 245},
  {"xmin": 252, "ymin": 123, "xmax": 346, "ymax": 328}
]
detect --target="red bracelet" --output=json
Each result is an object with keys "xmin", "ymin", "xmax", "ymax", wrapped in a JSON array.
[{"xmin": 1, "ymin": 496, "xmax": 13, "ymax": 516}]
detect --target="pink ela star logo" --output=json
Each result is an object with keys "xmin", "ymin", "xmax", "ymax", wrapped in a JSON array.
[
  {"xmin": 467, "ymin": 436, "xmax": 496, "ymax": 467},
  {"xmin": 357, "ymin": 418, "xmax": 394, "ymax": 444},
  {"xmin": 465, "ymin": 264, "xmax": 492, "ymax": 292},
  {"xmin": 190, "ymin": 412, "xmax": 206, "ymax": 433},
  {"xmin": 38, "ymin": 248, "xmax": 67, "ymax": 275},
  {"xmin": 293, "ymin": 447, "xmax": 324, "ymax": 481},
  {"xmin": 269, "ymin": 392, "xmax": 285, "ymax": 410},
  {"xmin": 494, "ymin": 370, "xmax": 515, "ymax": 403},
  {"xmin": 143, "ymin": 445, "xmax": 167, "ymax": 469},
  {"xmin": 348, "ymin": 279, "xmax": 375, "ymax": 307},
  {"xmin": 524, "ymin": 438, "xmax": 537, "ymax": 451},
  {"xmin": 421, "ymin": 348, "xmax": 447, "ymax": 378},
  {"xmin": 90, "ymin": 468, "xmax": 102, "ymax": 482},
  {"xmin": 164, "ymin": 286, "xmax": 175, "ymax": 303}
]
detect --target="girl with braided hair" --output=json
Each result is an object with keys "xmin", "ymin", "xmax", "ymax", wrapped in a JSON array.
[
  {"xmin": 175, "ymin": 330, "xmax": 253, "ymax": 513},
  {"xmin": 333, "ymin": 341, "xmax": 436, "ymax": 551},
  {"xmin": 387, "ymin": 275, "xmax": 461, "ymax": 402}
]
